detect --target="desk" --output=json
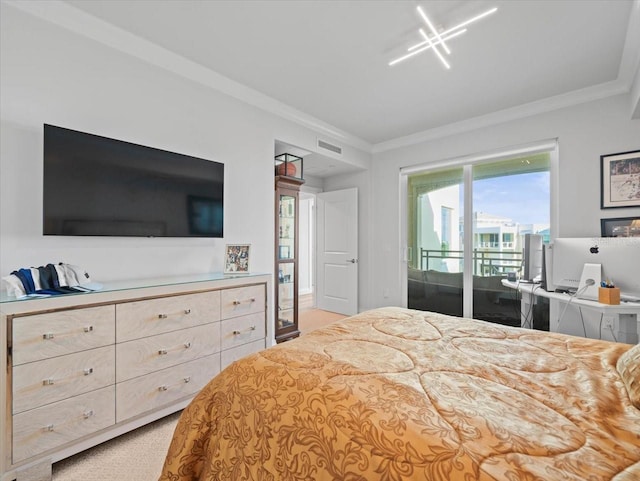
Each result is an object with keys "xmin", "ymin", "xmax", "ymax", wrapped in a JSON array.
[{"xmin": 502, "ymin": 279, "xmax": 640, "ymax": 344}]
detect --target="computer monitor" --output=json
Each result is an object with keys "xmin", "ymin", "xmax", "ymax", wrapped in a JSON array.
[{"xmin": 552, "ymin": 237, "xmax": 640, "ymax": 300}]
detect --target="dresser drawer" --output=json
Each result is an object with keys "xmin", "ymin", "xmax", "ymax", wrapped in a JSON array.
[
  {"xmin": 220, "ymin": 312, "xmax": 266, "ymax": 351},
  {"xmin": 116, "ymin": 354, "xmax": 220, "ymax": 422},
  {"xmin": 13, "ymin": 346, "xmax": 115, "ymax": 414},
  {"xmin": 12, "ymin": 386, "xmax": 115, "ymax": 464},
  {"xmin": 116, "ymin": 291, "xmax": 221, "ymax": 342},
  {"xmin": 221, "ymin": 339, "xmax": 266, "ymax": 371},
  {"xmin": 221, "ymin": 285, "xmax": 265, "ymax": 319},
  {"xmin": 12, "ymin": 306, "xmax": 115, "ymax": 365},
  {"xmin": 116, "ymin": 322, "xmax": 221, "ymax": 382}
]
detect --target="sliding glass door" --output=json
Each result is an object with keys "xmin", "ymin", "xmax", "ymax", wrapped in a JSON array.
[
  {"xmin": 407, "ymin": 150, "xmax": 551, "ymax": 327},
  {"xmin": 408, "ymin": 167, "xmax": 465, "ymax": 317}
]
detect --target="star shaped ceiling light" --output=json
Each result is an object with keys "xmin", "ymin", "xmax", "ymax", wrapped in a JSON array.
[{"xmin": 389, "ymin": 5, "xmax": 497, "ymax": 69}]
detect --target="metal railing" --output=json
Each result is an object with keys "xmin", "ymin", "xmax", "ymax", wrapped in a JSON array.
[{"xmin": 420, "ymin": 248, "xmax": 523, "ymax": 275}]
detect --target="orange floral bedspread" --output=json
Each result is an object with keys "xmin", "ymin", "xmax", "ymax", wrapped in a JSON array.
[{"xmin": 160, "ymin": 307, "xmax": 640, "ymax": 481}]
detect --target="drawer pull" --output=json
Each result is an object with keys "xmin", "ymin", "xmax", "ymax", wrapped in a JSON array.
[
  {"xmin": 233, "ymin": 326, "xmax": 257, "ymax": 335},
  {"xmin": 159, "ymin": 341, "xmax": 191, "ymax": 356},
  {"xmin": 158, "ymin": 314, "xmax": 168, "ymax": 319},
  {"xmin": 42, "ymin": 378, "xmax": 54, "ymax": 386},
  {"xmin": 159, "ymin": 385, "xmax": 168, "ymax": 391},
  {"xmin": 44, "ymin": 424, "xmax": 54, "ymax": 432},
  {"xmin": 43, "ymin": 333, "xmax": 55, "ymax": 340},
  {"xmin": 233, "ymin": 298, "xmax": 256, "ymax": 306},
  {"xmin": 84, "ymin": 325, "xmax": 94, "ymax": 333},
  {"xmin": 84, "ymin": 367, "xmax": 94, "ymax": 376},
  {"xmin": 83, "ymin": 409, "xmax": 94, "ymax": 419},
  {"xmin": 184, "ymin": 376, "xmax": 191, "ymax": 383},
  {"xmin": 184, "ymin": 309, "xmax": 191, "ymax": 314}
]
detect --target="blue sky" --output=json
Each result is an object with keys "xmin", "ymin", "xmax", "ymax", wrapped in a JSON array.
[{"xmin": 471, "ymin": 172, "xmax": 550, "ymax": 225}]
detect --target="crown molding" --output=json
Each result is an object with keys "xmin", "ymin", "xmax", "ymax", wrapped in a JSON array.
[
  {"xmin": 5, "ymin": 0, "xmax": 638, "ymax": 157},
  {"xmin": 372, "ymin": 79, "xmax": 631, "ymax": 154},
  {"xmin": 4, "ymin": 0, "xmax": 373, "ymax": 154}
]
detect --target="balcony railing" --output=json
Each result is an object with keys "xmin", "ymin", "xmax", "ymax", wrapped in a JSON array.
[{"xmin": 420, "ymin": 248, "xmax": 523, "ymax": 275}]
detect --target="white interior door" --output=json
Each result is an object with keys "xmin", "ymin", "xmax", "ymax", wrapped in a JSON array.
[{"xmin": 316, "ymin": 188, "xmax": 358, "ymax": 315}]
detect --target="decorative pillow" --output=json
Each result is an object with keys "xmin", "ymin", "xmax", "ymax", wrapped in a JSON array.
[{"xmin": 617, "ymin": 343, "xmax": 640, "ymax": 409}]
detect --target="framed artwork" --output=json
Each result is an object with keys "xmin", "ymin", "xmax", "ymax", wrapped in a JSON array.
[
  {"xmin": 224, "ymin": 244, "xmax": 251, "ymax": 274},
  {"xmin": 600, "ymin": 150, "xmax": 640, "ymax": 209},
  {"xmin": 600, "ymin": 217, "xmax": 640, "ymax": 237}
]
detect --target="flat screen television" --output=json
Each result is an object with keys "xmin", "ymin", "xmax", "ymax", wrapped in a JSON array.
[{"xmin": 43, "ymin": 124, "xmax": 224, "ymax": 237}]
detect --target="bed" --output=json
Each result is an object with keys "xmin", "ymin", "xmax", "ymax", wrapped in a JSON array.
[{"xmin": 160, "ymin": 307, "xmax": 640, "ymax": 481}]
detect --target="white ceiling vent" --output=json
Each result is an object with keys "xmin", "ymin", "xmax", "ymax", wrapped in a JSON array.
[{"xmin": 317, "ymin": 138, "xmax": 343, "ymax": 156}]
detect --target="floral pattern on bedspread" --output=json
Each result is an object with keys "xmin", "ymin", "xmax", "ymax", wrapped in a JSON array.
[{"xmin": 160, "ymin": 307, "xmax": 640, "ymax": 481}]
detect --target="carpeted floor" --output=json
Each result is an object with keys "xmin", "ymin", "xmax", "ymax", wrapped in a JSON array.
[
  {"xmin": 52, "ymin": 412, "xmax": 180, "ymax": 481},
  {"xmin": 50, "ymin": 307, "xmax": 347, "ymax": 480}
]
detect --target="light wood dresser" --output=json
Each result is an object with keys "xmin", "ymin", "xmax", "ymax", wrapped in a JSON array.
[{"xmin": 1, "ymin": 273, "xmax": 272, "ymax": 481}]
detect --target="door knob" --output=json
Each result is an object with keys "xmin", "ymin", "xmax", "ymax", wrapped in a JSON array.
[{"xmin": 346, "ymin": 258, "xmax": 358, "ymax": 264}]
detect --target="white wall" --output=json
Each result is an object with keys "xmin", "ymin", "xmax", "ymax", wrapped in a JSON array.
[
  {"xmin": 368, "ymin": 93, "xmax": 640, "ymax": 329},
  {"xmin": 0, "ymin": 4, "xmax": 370, "ymax": 285}
]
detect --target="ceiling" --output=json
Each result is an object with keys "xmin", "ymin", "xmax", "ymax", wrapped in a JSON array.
[{"xmin": 12, "ymin": 0, "xmax": 639, "ymax": 173}]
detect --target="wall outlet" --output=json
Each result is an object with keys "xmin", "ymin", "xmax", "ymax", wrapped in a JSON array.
[{"xmin": 603, "ymin": 318, "xmax": 614, "ymax": 330}]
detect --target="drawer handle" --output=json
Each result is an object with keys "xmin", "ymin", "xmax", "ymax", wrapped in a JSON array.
[
  {"xmin": 158, "ymin": 314, "xmax": 168, "ymax": 319},
  {"xmin": 42, "ymin": 378, "xmax": 54, "ymax": 386},
  {"xmin": 233, "ymin": 298, "xmax": 256, "ymax": 306},
  {"xmin": 43, "ymin": 333, "xmax": 55, "ymax": 340},
  {"xmin": 184, "ymin": 309, "xmax": 191, "ymax": 314},
  {"xmin": 159, "ymin": 385, "xmax": 168, "ymax": 391},
  {"xmin": 84, "ymin": 325, "xmax": 94, "ymax": 333},
  {"xmin": 44, "ymin": 424, "xmax": 54, "ymax": 432},
  {"xmin": 233, "ymin": 326, "xmax": 257, "ymax": 335},
  {"xmin": 159, "ymin": 342, "xmax": 191, "ymax": 355},
  {"xmin": 83, "ymin": 409, "xmax": 94, "ymax": 419},
  {"xmin": 84, "ymin": 368, "xmax": 94, "ymax": 376},
  {"xmin": 184, "ymin": 376, "xmax": 191, "ymax": 383}
]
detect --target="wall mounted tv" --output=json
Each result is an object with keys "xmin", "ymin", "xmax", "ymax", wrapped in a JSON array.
[{"xmin": 43, "ymin": 124, "xmax": 224, "ymax": 237}]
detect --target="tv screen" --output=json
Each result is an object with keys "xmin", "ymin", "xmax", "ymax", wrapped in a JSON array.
[{"xmin": 43, "ymin": 124, "xmax": 224, "ymax": 237}]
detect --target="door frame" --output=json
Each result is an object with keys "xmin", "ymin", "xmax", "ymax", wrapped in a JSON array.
[{"xmin": 299, "ymin": 188, "xmax": 319, "ymax": 302}]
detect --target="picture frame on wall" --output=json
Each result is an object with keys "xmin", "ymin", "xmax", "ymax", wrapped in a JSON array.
[
  {"xmin": 224, "ymin": 244, "xmax": 251, "ymax": 274},
  {"xmin": 600, "ymin": 217, "xmax": 640, "ymax": 237},
  {"xmin": 600, "ymin": 150, "xmax": 640, "ymax": 209}
]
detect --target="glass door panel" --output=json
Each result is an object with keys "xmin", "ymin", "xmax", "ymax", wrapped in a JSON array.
[
  {"xmin": 279, "ymin": 194, "xmax": 295, "ymax": 260},
  {"xmin": 277, "ymin": 262, "xmax": 295, "ymax": 331},
  {"xmin": 471, "ymin": 154, "xmax": 550, "ymax": 327},
  {"xmin": 407, "ymin": 167, "xmax": 464, "ymax": 317}
]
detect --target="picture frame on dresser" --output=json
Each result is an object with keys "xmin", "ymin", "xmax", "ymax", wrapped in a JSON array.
[
  {"xmin": 224, "ymin": 244, "xmax": 251, "ymax": 274},
  {"xmin": 600, "ymin": 150, "xmax": 640, "ymax": 209}
]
